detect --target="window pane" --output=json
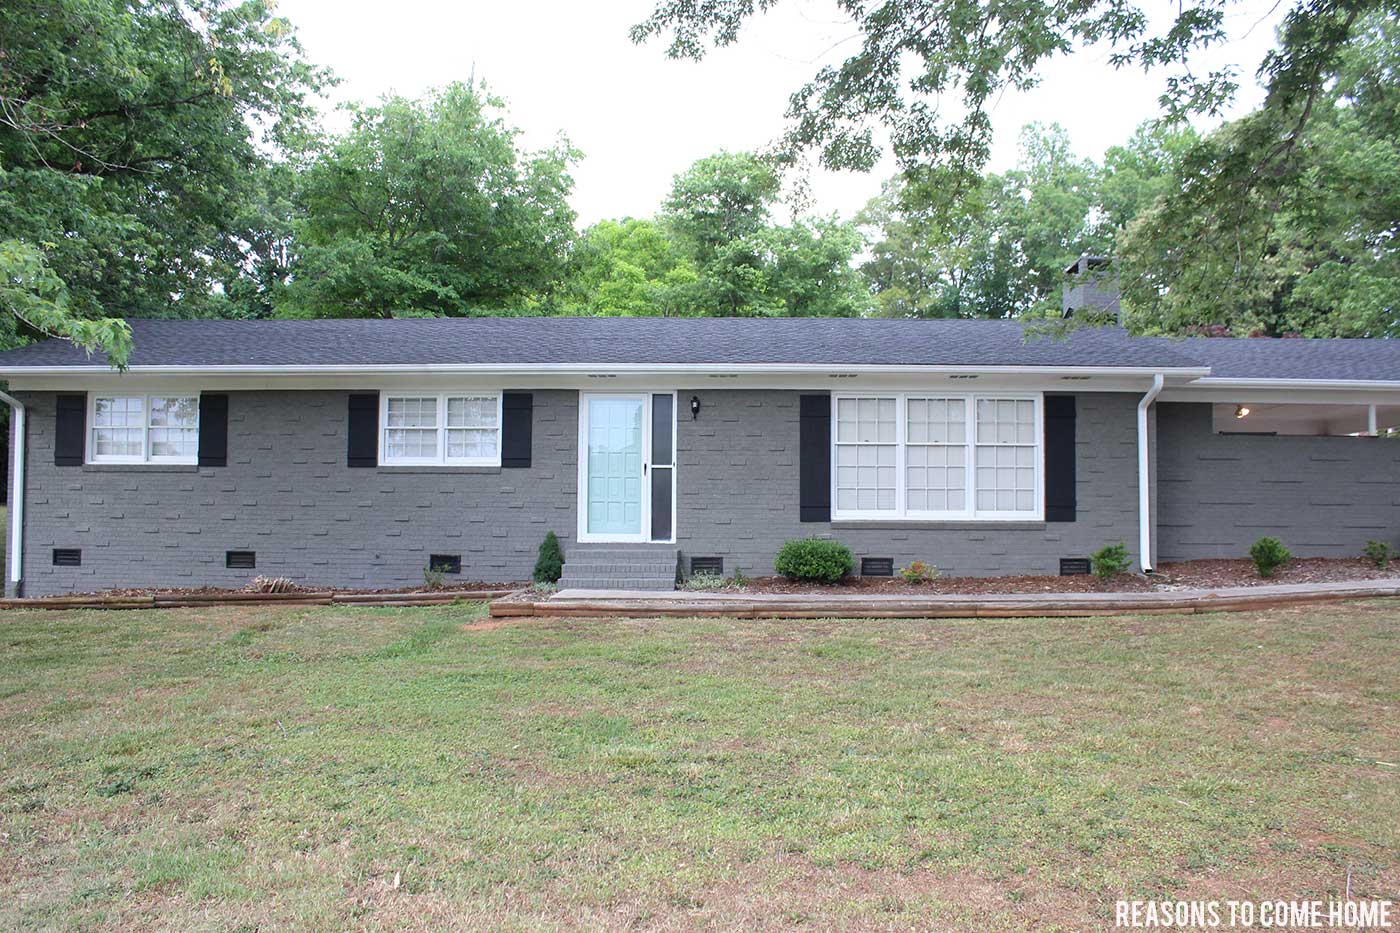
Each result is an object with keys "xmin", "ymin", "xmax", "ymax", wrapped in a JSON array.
[
  {"xmin": 976, "ymin": 397, "xmax": 1034, "ymax": 445},
  {"xmin": 447, "ymin": 396, "xmax": 497, "ymax": 428},
  {"xmin": 975, "ymin": 444, "xmax": 1037, "ymax": 512},
  {"xmin": 150, "ymin": 428, "xmax": 196, "ymax": 458},
  {"xmin": 905, "ymin": 441, "xmax": 966, "ymax": 513},
  {"xmin": 93, "ymin": 428, "xmax": 142, "ymax": 457},
  {"xmin": 907, "ymin": 397, "xmax": 965, "ymax": 445},
  {"xmin": 386, "ymin": 397, "xmax": 436, "ymax": 428},
  {"xmin": 446, "ymin": 427, "xmax": 498, "ymax": 459},
  {"xmin": 384, "ymin": 428, "xmax": 438, "ymax": 459},
  {"xmin": 94, "ymin": 396, "xmax": 143, "ymax": 428},
  {"xmin": 150, "ymin": 396, "xmax": 197, "ymax": 428}
]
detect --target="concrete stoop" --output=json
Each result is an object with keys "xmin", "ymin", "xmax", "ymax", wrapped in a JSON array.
[{"xmin": 557, "ymin": 545, "xmax": 679, "ymax": 591}]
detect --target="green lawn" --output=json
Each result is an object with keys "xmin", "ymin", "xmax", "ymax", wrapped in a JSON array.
[{"xmin": 1, "ymin": 602, "xmax": 1397, "ymax": 930}]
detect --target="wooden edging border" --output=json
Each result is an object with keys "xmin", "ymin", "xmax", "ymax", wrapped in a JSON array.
[
  {"xmin": 488, "ymin": 585, "xmax": 1400, "ymax": 620},
  {"xmin": 0, "ymin": 589, "xmax": 515, "ymax": 612}
]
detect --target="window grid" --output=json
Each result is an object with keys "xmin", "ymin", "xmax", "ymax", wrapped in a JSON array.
[
  {"xmin": 90, "ymin": 395, "xmax": 198, "ymax": 464},
  {"xmin": 832, "ymin": 393, "xmax": 1041, "ymax": 521},
  {"xmin": 834, "ymin": 397, "xmax": 898, "ymax": 513},
  {"xmin": 381, "ymin": 393, "xmax": 501, "ymax": 466}
]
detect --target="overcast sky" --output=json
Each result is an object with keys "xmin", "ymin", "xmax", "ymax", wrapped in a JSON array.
[{"xmin": 275, "ymin": 0, "xmax": 1289, "ymax": 227}]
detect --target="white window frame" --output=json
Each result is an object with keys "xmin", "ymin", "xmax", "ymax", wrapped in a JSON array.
[
  {"xmin": 378, "ymin": 392, "xmax": 503, "ymax": 467},
  {"xmin": 86, "ymin": 393, "xmax": 200, "ymax": 465},
  {"xmin": 830, "ymin": 391, "xmax": 1044, "ymax": 522}
]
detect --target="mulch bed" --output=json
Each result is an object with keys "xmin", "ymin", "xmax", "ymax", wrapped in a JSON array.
[
  {"xmin": 44, "ymin": 580, "xmax": 526, "ymax": 601},
  {"xmin": 717, "ymin": 558, "xmax": 1399, "ymax": 596}
]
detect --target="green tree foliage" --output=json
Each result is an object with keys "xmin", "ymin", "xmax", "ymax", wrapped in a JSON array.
[
  {"xmin": 650, "ymin": 151, "xmax": 869, "ymax": 316},
  {"xmin": 632, "ymin": 0, "xmax": 1384, "ymax": 196},
  {"xmin": 1121, "ymin": 11, "xmax": 1400, "ymax": 337},
  {"xmin": 281, "ymin": 83, "xmax": 579, "ymax": 319},
  {"xmin": 859, "ymin": 123, "xmax": 1195, "ymax": 319},
  {"xmin": 561, "ymin": 219, "xmax": 698, "ymax": 315},
  {"xmin": 0, "ymin": 0, "xmax": 329, "ymax": 361}
]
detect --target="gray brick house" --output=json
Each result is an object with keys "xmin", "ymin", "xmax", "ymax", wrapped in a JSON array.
[{"xmin": 1, "ymin": 316, "xmax": 1398, "ymax": 596}]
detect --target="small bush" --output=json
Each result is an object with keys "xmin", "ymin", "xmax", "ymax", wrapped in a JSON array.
[
  {"xmin": 533, "ymin": 531, "xmax": 564, "ymax": 584},
  {"xmin": 682, "ymin": 572, "xmax": 730, "ymax": 591},
  {"xmin": 1249, "ymin": 536, "xmax": 1291, "ymax": 578},
  {"xmin": 423, "ymin": 567, "xmax": 446, "ymax": 590},
  {"xmin": 899, "ymin": 560, "xmax": 940, "ymax": 584},
  {"xmin": 1363, "ymin": 540, "xmax": 1394, "ymax": 569},
  {"xmin": 1090, "ymin": 542, "xmax": 1132, "ymax": 579},
  {"xmin": 774, "ymin": 538, "xmax": 854, "ymax": 583}
]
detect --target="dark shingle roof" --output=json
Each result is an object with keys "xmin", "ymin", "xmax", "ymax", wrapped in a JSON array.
[
  {"xmin": 0, "ymin": 317, "xmax": 1205, "ymax": 370},
  {"xmin": 0, "ymin": 317, "xmax": 1394, "ymax": 381},
  {"xmin": 1163, "ymin": 336, "xmax": 1400, "ymax": 382}
]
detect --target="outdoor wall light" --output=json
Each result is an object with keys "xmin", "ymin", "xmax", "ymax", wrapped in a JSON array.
[
  {"xmin": 690, "ymin": 395, "xmax": 701, "ymax": 419},
  {"xmin": 1235, "ymin": 405, "xmax": 1251, "ymax": 419}
]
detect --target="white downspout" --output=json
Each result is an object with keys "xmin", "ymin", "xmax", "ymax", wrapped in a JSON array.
[
  {"xmin": 1137, "ymin": 374, "xmax": 1165, "ymax": 573},
  {"xmin": 0, "ymin": 391, "xmax": 23, "ymax": 595}
]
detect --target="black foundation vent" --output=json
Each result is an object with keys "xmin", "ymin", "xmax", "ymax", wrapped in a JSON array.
[
  {"xmin": 690, "ymin": 556, "xmax": 723, "ymax": 576},
  {"xmin": 429, "ymin": 554, "xmax": 462, "ymax": 575},
  {"xmin": 52, "ymin": 548, "xmax": 81, "ymax": 567},
  {"xmin": 226, "ymin": 550, "xmax": 257, "ymax": 570},
  {"xmin": 860, "ymin": 557, "xmax": 895, "ymax": 577},
  {"xmin": 1059, "ymin": 557, "xmax": 1092, "ymax": 576}
]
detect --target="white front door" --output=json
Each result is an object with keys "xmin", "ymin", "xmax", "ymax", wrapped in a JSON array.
[{"xmin": 580, "ymin": 394, "xmax": 649, "ymax": 542}]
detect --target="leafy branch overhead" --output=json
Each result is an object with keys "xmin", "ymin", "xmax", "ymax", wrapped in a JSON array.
[{"xmin": 631, "ymin": 0, "xmax": 1383, "ymax": 194}]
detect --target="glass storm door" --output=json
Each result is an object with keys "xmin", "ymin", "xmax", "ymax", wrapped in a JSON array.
[{"xmin": 585, "ymin": 395, "xmax": 646, "ymax": 539}]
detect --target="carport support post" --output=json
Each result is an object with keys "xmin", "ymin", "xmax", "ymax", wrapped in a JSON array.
[
  {"xmin": 1137, "ymin": 374, "xmax": 1165, "ymax": 573},
  {"xmin": 1369, "ymin": 404, "xmax": 1378, "ymax": 436},
  {"xmin": 0, "ymin": 389, "xmax": 24, "ymax": 597}
]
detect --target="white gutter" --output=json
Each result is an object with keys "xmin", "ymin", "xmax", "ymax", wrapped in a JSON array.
[
  {"xmin": 1137, "ymin": 374, "xmax": 1165, "ymax": 573},
  {"xmin": 0, "ymin": 390, "xmax": 23, "ymax": 593},
  {"xmin": 1187, "ymin": 376, "xmax": 1400, "ymax": 391},
  {"xmin": 0, "ymin": 362, "xmax": 1214, "ymax": 378}
]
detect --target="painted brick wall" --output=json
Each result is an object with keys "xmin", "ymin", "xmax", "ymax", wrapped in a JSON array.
[
  {"xmin": 674, "ymin": 389, "xmax": 1145, "ymax": 577},
  {"xmin": 11, "ymin": 390, "xmax": 578, "ymax": 596},
  {"xmin": 1156, "ymin": 401, "xmax": 1400, "ymax": 561}
]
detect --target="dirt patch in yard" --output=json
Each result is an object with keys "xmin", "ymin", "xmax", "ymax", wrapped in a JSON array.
[{"xmin": 711, "ymin": 557, "xmax": 1400, "ymax": 596}]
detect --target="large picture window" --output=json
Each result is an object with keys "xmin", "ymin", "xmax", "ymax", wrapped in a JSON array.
[
  {"xmin": 380, "ymin": 393, "xmax": 501, "ymax": 466},
  {"xmin": 832, "ymin": 393, "xmax": 1042, "ymax": 521},
  {"xmin": 89, "ymin": 395, "xmax": 199, "ymax": 464}
]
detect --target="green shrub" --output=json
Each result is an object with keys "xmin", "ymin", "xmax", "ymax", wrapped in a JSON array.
[
  {"xmin": 774, "ymin": 538, "xmax": 854, "ymax": 583},
  {"xmin": 533, "ymin": 531, "xmax": 564, "ymax": 583},
  {"xmin": 423, "ymin": 566, "xmax": 447, "ymax": 590},
  {"xmin": 899, "ymin": 560, "xmax": 940, "ymax": 584},
  {"xmin": 1363, "ymin": 539, "xmax": 1394, "ymax": 569},
  {"xmin": 1090, "ymin": 542, "xmax": 1132, "ymax": 579},
  {"xmin": 1249, "ymin": 536, "xmax": 1291, "ymax": 578},
  {"xmin": 682, "ymin": 572, "xmax": 730, "ymax": 591}
]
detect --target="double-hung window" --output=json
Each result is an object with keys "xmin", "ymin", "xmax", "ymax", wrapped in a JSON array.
[
  {"xmin": 89, "ymin": 395, "xmax": 199, "ymax": 464},
  {"xmin": 832, "ymin": 393, "xmax": 1042, "ymax": 521},
  {"xmin": 381, "ymin": 393, "xmax": 501, "ymax": 466}
]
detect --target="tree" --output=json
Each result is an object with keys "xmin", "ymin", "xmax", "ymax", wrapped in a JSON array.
[
  {"xmin": 860, "ymin": 123, "xmax": 1144, "ymax": 319},
  {"xmin": 0, "ymin": 0, "xmax": 329, "ymax": 362},
  {"xmin": 1120, "ymin": 11, "xmax": 1400, "ymax": 336},
  {"xmin": 561, "ymin": 219, "xmax": 699, "ymax": 315},
  {"xmin": 661, "ymin": 151, "xmax": 781, "ymax": 265},
  {"xmin": 280, "ymin": 83, "xmax": 579, "ymax": 318},
  {"xmin": 632, "ymin": 0, "xmax": 1384, "ymax": 205},
  {"xmin": 658, "ymin": 151, "xmax": 869, "ymax": 316}
]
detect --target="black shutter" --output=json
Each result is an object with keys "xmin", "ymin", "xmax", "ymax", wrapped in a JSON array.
[
  {"xmin": 1044, "ymin": 394, "xmax": 1077, "ymax": 522},
  {"xmin": 197, "ymin": 394, "xmax": 229, "ymax": 467},
  {"xmin": 799, "ymin": 394, "xmax": 831, "ymax": 523},
  {"xmin": 501, "ymin": 392, "xmax": 532, "ymax": 468},
  {"xmin": 346, "ymin": 392, "xmax": 379, "ymax": 468},
  {"xmin": 54, "ymin": 393, "xmax": 86, "ymax": 466}
]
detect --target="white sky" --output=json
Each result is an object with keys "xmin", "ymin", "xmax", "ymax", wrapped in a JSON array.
[{"xmin": 275, "ymin": 0, "xmax": 1289, "ymax": 227}]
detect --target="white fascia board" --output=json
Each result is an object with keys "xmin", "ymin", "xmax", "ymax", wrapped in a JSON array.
[{"xmin": 0, "ymin": 362, "xmax": 1213, "ymax": 377}]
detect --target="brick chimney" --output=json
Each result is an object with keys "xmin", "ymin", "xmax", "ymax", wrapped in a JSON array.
[{"xmin": 1062, "ymin": 256, "xmax": 1120, "ymax": 323}]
